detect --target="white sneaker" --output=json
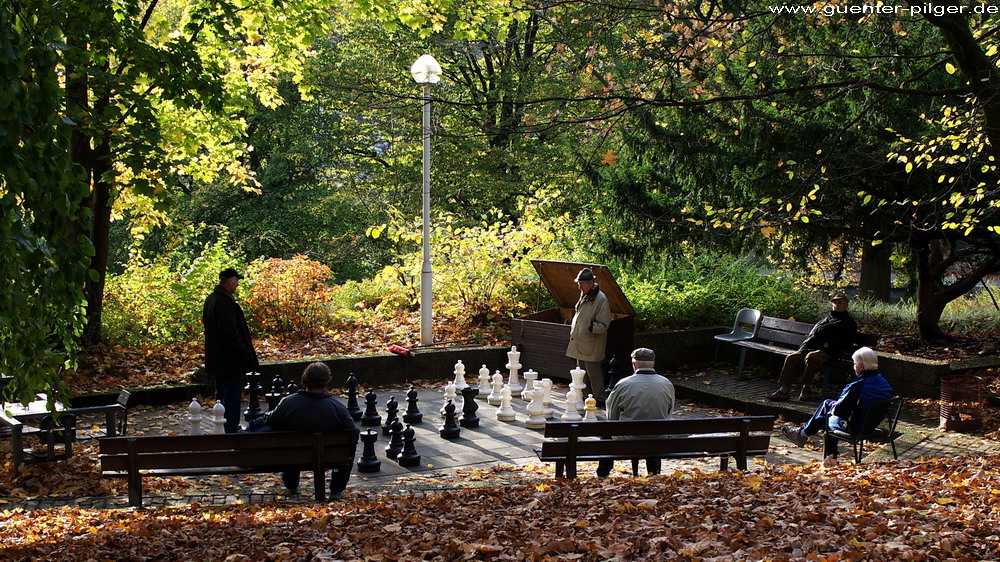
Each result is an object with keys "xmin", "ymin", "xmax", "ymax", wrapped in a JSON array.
[{"xmin": 781, "ymin": 426, "xmax": 809, "ymax": 447}]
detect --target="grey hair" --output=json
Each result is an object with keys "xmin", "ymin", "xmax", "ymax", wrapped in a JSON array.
[
  {"xmin": 852, "ymin": 347, "xmax": 878, "ymax": 371},
  {"xmin": 633, "ymin": 360, "xmax": 655, "ymax": 370}
]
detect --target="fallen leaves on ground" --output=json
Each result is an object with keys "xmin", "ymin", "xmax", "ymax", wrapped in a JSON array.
[{"xmin": 1, "ymin": 455, "xmax": 999, "ymax": 560}]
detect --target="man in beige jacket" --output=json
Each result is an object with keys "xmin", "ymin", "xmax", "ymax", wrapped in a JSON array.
[{"xmin": 566, "ymin": 268, "xmax": 612, "ymax": 403}]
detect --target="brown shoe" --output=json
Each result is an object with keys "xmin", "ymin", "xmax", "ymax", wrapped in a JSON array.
[
  {"xmin": 766, "ymin": 390, "xmax": 790, "ymax": 401},
  {"xmin": 798, "ymin": 388, "xmax": 813, "ymax": 401}
]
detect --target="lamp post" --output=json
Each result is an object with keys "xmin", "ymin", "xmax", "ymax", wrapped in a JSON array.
[{"xmin": 410, "ymin": 54, "xmax": 442, "ymax": 346}]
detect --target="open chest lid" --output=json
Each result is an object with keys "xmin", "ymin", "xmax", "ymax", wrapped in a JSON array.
[{"xmin": 529, "ymin": 259, "xmax": 635, "ymax": 316}]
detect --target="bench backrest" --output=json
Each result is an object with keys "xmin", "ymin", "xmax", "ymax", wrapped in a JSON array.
[
  {"xmin": 99, "ymin": 430, "xmax": 358, "ymax": 472},
  {"xmin": 541, "ymin": 416, "xmax": 775, "ymax": 458},
  {"xmin": 755, "ymin": 317, "xmax": 813, "ymax": 348}
]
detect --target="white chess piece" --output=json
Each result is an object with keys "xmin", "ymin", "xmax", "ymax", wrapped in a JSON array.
[
  {"xmin": 496, "ymin": 384, "xmax": 516, "ymax": 422},
  {"xmin": 584, "ymin": 394, "xmax": 598, "ymax": 421},
  {"xmin": 541, "ymin": 378, "xmax": 554, "ymax": 419},
  {"xmin": 522, "ymin": 369, "xmax": 538, "ymax": 401},
  {"xmin": 525, "ymin": 386, "xmax": 546, "ymax": 429},
  {"xmin": 212, "ymin": 402, "xmax": 226, "ymax": 434},
  {"xmin": 188, "ymin": 398, "xmax": 203, "ymax": 435},
  {"xmin": 569, "ymin": 365, "xmax": 587, "ymax": 413},
  {"xmin": 488, "ymin": 371, "xmax": 504, "ymax": 406},
  {"xmin": 560, "ymin": 385, "xmax": 583, "ymax": 421},
  {"xmin": 452, "ymin": 360, "xmax": 469, "ymax": 390},
  {"xmin": 441, "ymin": 381, "xmax": 457, "ymax": 416},
  {"xmin": 506, "ymin": 345, "xmax": 523, "ymax": 396},
  {"xmin": 477, "ymin": 365, "xmax": 492, "ymax": 398}
]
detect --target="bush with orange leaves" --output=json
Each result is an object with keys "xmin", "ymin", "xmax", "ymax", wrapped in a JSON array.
[{"xmin": 242, "ymin": 256, "xmax": 336, "ymax": 340}]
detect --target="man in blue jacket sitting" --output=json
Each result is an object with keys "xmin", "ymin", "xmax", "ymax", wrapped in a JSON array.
[{"xmin": 780, "ymin": 346, "xmax": 893, "ymax": 466}]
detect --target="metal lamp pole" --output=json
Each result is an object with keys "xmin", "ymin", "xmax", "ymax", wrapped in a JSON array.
[{"xmin": 410, "ymin": 54, "xmax": 442, "ymax": 346}]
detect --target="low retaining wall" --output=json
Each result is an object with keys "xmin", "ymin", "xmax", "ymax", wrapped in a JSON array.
[{"xmin": 71, "ymin": 327, "xmax": 998, "ymax": 407}]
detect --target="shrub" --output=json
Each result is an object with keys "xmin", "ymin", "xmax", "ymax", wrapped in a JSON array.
[
  {"xmin": 102, "ymin": 226, "xmax": 240, "ymax": 346},
  {"xmin": 242, "ymin": 256, "xmax": 336, "ymax": 340},
  {"xmin": 617, "ymin": 254, "xmax": 820, "ymax": 330}
]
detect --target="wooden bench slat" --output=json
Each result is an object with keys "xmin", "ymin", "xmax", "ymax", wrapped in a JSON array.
[
  {"xmin": 539, "ymin": 434, "xmax": 772, "ymax": 458},
  {"xmin": 542, "ymin": 416, "xmax": 774, "ymax": 438}
]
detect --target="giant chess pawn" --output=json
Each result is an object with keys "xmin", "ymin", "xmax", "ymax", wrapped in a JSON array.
[
  {"xmin": 459, "ymin": 386, "xmax": 480, "ymax": 428},
  {"xmin": 398, "ymin": 424, "xmax": 421, "ymax": 467},
  {"xmin": 266, "ymin": 373, "xmax": 285, "ymax": 411},
  {"xmin": 439, "ymin": 400, "xmax": 461, "ymax": 439},
  {"xmin": 383, "ymin": 396, "xmax": 400, "ymax": 436},
  {"xmin": 452, "ymin": 360, "xmax": 469, "ymax": 391},
  {"xmin": 541, "ymin": 378, "xmax": 555, "ymax": 419},
  {"xmin": 561, "ymin": 385, "xmax": 583, "ymax": 421},
  {"xmin": 441, "ymin": 381, "xmax": 457, "ymax": 417},
  {"xmin": 487, "ymin": 372, "xmax": 504, "ymax": 406},
  {"xmin": 243, "ymin": 371, "xmax": 264, "ymax": 421},
  {"xmin": 361, "ymin": 389, "xmax": 382, "ymax": 427},
  {"xmin": 385, "ymin": 419, "xmax": 404, "ymax": 460},
  {"xmin": 403, "ymin": 386, "xmax": 423, "ymax": 424},
  {"xmin": 346, "ymin": 373, "xmax": 362, "ymax": 421},
  {"xmin": 584, "ymin": 394, "xmax": 599, "ymax": 421},
  {"xmin": 357, "ymin": 429, "xmax": 381, "ymax": 473},
  {"xmin": 496, "ymin": 384, "xmax": 516, "ymax": 422},
  {"xmin": 569, "ymin": 365, "xmax": 588, "ymax": 413},
  {"xmin": 522, "ymin": 369, "xmax": 538, "ymax": 401},
  {"xmin": 477, "ymin": 365, "xmax": 492, "ymax": 399},
  {"xmin": 525, "ymin": 386, "xmax": 546, "ymax": 429},
  {"xmin": 506, "ymin": 345, "xmax": 523, "ymax": 396}
]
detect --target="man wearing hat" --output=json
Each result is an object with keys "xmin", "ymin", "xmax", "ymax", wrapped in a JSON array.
[
  {"xmin": 567, "ymin": 267, "xmax": 612, "ymax": 403},
  {"xmin": 596, "ymin": 347, "xmax": 675, "ymax": 477},
  {"xmin": 766, "ymin": 292, "xmax": 858, "ymax": 401},
  {"xmin": 203, "ymin": 268, "xmax": 259, "ymax": 432}
]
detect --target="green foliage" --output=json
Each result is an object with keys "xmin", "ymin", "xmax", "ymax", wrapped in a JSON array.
[
  {"xmin": 855, "ymin": 292, "xmax": 1000, "ymax": 335},
  {"xmin": 243, "ymin": 256, "xmax": 336, "ymax": 339},
  {"xmin": 1, "ymin": 2, "xmax": 91, "ymax": 406},
  {"xmin": 102, "ymin": 227, "xmax": 239, "ymax": 346},
  {"xmin": 617, "ymin": 253, "xmax": 820, "ymax": 331}
]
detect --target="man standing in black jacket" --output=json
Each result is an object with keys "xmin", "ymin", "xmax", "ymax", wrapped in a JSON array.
[
  {"xmin": 765, "ymin": 293, "xmax": 858, "ymax": 402},
  {"xmin": 203, "ymin": 267, "xmax": 259, "ymax": 432}
]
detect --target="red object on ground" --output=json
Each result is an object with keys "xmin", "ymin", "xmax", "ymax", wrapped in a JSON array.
[{"xmin": 387, "ymin": 344, "xmax": 413, "ymax": 357}]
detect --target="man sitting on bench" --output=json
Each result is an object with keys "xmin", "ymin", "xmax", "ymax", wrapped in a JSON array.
[
  {"xmin": 596, "ymin": 347, "xmax": 676, "ymax": 478},
  {"xmin": 264, "ymin": 362, "xmax": 359, "ymax": 499},
  {"xmin": 765, "ymin": 293, "xmax": 857, "ymax": 401}
]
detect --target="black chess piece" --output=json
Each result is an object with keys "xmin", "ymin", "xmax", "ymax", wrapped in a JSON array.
[
  {"xmin": 439, "ymin": 400, "xmax": 461, "ymax": 439},
  {"xmin": 243, "ymin": 371, "xmax": 264, "ymax": 421},
  {"xmin": 606, "ymin": 355, "xmax": 623, "ymax": 393},
  {"xmin": 459, "ymin": 386, "xmax": 480, "ymax": 428},
  {"xmin": 361, "ymin": 389, "xmax": 381, "ymax": 427},
  {"xmin": 398, "ymin": 424, "xmax": 421, "ymax": 467},
  {"xmin": 384, "ymin": 419, "xmax": 404, "ymax": 460},
  {"xmin": 286, "ymin": 379, "xmax": 301, "ymax": 395},
  {"xmin": 265, "ymin": 373, "xmax": 285, "ymax": 411},
  {"xmin": 402, "ymin": 386, "xmax": 423, "ymax": 424},
  {"xmin": 357, "ymin": 429, "xmax": 381, "ymax": 473},
  {"xmin": 346, "ymin": 373, "xmax": 362, "ymax": 421},
  {"xmin": 382, "ymin": 396, "xmax": 399, "ymax": 435}
]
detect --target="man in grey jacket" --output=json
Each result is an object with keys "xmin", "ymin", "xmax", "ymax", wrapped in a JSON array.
[
  {"xmin": 566, "ymin": 268, "xmax": 612, "ymax": 402},
  {"xmin": 596, "ymin": 347, "xmax": 675, "ymax": 477}
]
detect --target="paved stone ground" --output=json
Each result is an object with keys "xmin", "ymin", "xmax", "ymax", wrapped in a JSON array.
[{"xmin": 4, "ymin": 363, "xmax": 998, "ymax": 510}]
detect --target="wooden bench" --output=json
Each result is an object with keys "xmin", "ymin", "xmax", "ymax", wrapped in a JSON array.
[
  {"xmin": 535, "ymin": 416, "xmax": 775, "ymax": 479},
  {"xmin": 99, "ymin": 430, "xmax": 358, "ymax": 507},
  {"xmin": 732, "ymin": 316, "xmax": 878, "ymax": 393}
]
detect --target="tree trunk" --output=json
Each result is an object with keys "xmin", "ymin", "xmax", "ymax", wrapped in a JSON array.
[
  {"xmin": 859, "ymin": 241, "xmax": 892, "ymax": 302},
  {"xmin": 83, "ymin": 137, "xmax": 113, "ymax": 343}
]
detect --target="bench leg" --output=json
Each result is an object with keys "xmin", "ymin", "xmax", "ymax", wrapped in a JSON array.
[
  {"xmin": 314, "ymin": 469, "xmax": 327, "ymax": 502},
  {"xmin": 128, "ymin": 472, "xmax": 143, "ymax": 507},
  {"xmin": 736, "ymin": 348, "xmax": 748, "ymax": 379},
  {"xmin": 719, "ymin": 455, "xmax": 730, "ymax": 471},
  {"xmin": 555, "ymin": 460, "xmax": 564, "ymax": 479}
]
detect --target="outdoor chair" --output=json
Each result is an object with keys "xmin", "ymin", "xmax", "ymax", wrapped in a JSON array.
[
  {"xmin": 713, "ymin": 308, "xmax": 762, "ymax": 361},
  {"xmin": 64, "ymin": 389, "xmax": 131, "ymax": 438},
  {"xmin": 828, "ymin": 397, "xmax": 904, "ymax": 463}
]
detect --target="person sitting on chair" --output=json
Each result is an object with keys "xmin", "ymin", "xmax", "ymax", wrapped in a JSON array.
[{"xmin": 780, "ymin": 346, "xmax": 893, "ymax": 466}]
